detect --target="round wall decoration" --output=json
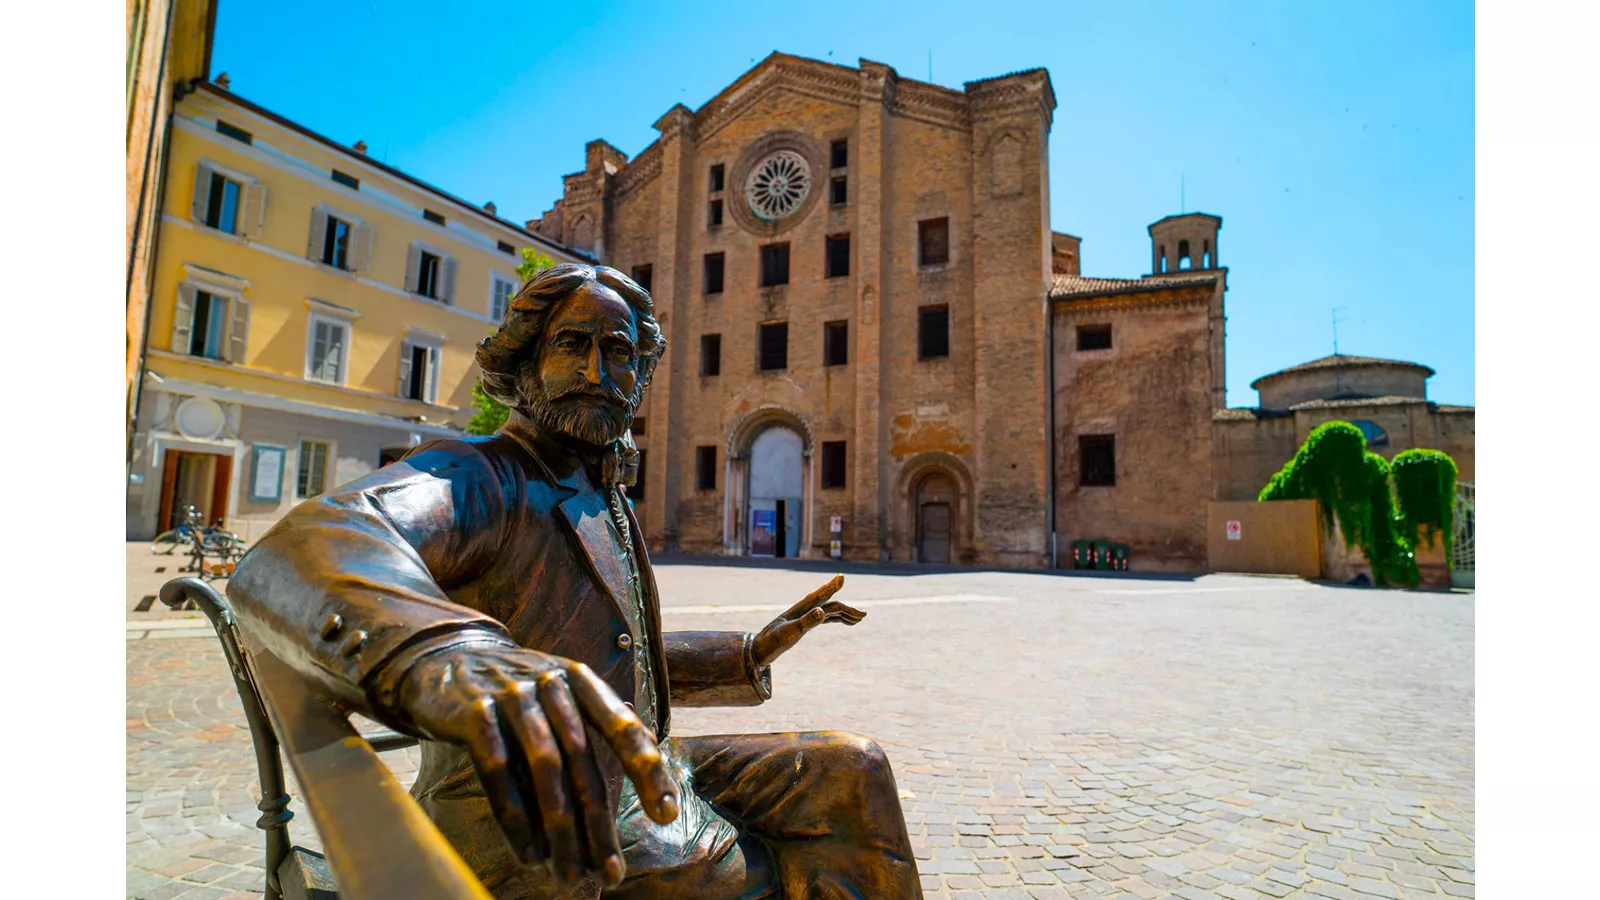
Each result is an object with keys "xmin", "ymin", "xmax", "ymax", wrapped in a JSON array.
[
  {"xmin": 727, "ymin": 132, "xmax": 827, "ymax": 237},
  {"xmin": 745, "ymin": 150, "xmax": 811, "ymax": 221},
  {"xmin": 173, "ymin": 396, "xmax": 226, "ymax": 441}
]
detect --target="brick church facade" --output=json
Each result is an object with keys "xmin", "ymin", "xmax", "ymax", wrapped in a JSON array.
[{"xmin": 529, "ymin": 52, "xmax": 1471, "ymax": 571}]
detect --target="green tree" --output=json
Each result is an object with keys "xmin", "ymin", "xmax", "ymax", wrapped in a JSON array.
[{"xmin": 465, "ymin": 249, "xmax": 556, "ymax": 435}]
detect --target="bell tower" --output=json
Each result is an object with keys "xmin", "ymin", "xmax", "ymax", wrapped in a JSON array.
[{"xmin": 1148, "ymin": 212, "xmax": 1222, "ymax": 275}]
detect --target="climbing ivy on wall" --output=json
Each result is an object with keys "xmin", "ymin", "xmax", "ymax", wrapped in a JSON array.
[
  {"xmin": 1390, "ymin": 449, "xmax": 1458, "ymax": 555},
  {"xmin": 1258, "ymin": 421, "xmax": 1418, "ymax": 587}
]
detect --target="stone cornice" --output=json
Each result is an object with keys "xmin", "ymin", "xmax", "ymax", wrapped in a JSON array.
[
  {"xmin": 965, "ymin": 69, "xmax": 1056, "ymax": 129},
  {"xmin": 613, "ymin": 141, "xmax": 663, "ymax": 201}
]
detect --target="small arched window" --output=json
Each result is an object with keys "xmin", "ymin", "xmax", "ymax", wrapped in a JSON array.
[
  {"xmin": 1177, "ymin": 239, "xmax": 1192, "ymax": 269},
  {"xmin": 1158, "ymin": 245, "xmax": 1167, "ymax": 273},
  {"xmin": 1202, "ymin": 239, "xmax": 1211, "ymax": 268},
  {"xmin": 1351, "ymin": 420, "xmax": 1389, "ymax": 448}
]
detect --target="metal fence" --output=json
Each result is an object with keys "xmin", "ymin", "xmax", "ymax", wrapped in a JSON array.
[{"xmin": 1451, "ymin": 482, "xmax": 1474, "ymax": 589}]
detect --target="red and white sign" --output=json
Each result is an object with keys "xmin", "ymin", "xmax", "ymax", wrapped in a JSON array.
[
  {"xmin": 1226, "ymin": 520, "xmax": 1242, "ymax": 541},
  {"xmin": 829, "ymin": 516, "xmax": 843, "ymax": 533}
]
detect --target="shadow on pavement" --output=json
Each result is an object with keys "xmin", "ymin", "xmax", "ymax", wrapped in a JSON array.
[{"xmin": 648, "ymin": 551, "xmax": 1206, "ymax": 583}]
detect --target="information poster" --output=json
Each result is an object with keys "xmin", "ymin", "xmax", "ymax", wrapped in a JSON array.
[
  {"xmin": 750, "ymin": 508, "xmax": 777, "ymax": 556},
  {"xmin": 249, "ymin": 445, "xmax": 286, "ymax": 503}
]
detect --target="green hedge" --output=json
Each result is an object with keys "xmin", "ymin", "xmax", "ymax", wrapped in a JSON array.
[{"xmin": 1259, "ymin": 421, "xmax": 1445, "ymax": 588}]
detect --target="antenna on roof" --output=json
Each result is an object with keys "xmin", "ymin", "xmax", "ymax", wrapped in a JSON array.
[{"xmin": 1331, "ymin": 307, "xmax": 1347, "ymax": 393}]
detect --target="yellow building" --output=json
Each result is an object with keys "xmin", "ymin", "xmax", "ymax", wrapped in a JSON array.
[{"xmin": 127, "ymin": 79, "xmax": 587, "ymax": 540}]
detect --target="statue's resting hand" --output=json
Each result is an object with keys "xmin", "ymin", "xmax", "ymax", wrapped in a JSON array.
[{"xmin": 387, "ymin": 636, "xmax": 679, "ymax": 888}]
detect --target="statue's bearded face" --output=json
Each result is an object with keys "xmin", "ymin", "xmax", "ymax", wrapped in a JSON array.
[{"xmin": 518, "ymin": 283, "xmax": 642, "ymax": 446}]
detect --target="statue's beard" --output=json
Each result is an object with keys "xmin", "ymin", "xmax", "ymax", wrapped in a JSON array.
[{"xmin": 519, "ymin": 368, "xmax": 636, "ymax": 447}]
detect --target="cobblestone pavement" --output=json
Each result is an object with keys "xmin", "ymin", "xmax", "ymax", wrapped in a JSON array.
[{"xmin": 127, "ymin": 563, "xmax": 1474, "ymax": 899}]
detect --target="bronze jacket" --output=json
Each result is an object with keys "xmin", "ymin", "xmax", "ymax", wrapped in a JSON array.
[{"xmin": 226, "ymin": 413, "xmax": 772, "ymax": 798}]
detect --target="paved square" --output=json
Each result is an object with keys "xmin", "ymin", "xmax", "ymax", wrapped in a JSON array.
[{"xmin": 127, "ymin": 562, "xmax": 1474, "ymax": 899}]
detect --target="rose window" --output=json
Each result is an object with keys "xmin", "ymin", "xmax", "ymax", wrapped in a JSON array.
[{"xmin": 745, "ymin": 150, "xmax": 812, "ymax": 221}]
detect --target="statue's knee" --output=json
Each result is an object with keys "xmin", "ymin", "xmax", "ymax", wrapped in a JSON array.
[{"xmin": 816, "ymin": 732, "xmax": 891, "ymax": 782}]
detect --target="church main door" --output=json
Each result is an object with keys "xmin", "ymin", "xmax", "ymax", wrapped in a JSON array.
[{"xmin": 918, "ymin": 503, "xmax": 952, "ymax": 563}]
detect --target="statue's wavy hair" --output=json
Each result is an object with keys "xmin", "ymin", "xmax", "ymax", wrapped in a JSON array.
[{"xmin": 475, "ymin": 263, "xmax": 666, "ymax": 407}]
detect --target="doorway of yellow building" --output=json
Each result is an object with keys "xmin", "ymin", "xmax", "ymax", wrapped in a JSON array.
[{"xmin": 157, "ymin": 449, "xmax": 233, "ymax": 530}]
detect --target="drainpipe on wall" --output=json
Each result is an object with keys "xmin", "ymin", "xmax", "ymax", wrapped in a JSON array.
[{"xmin": 1045, "ymin": 289, "xmax": 1058, "ymax": 569}]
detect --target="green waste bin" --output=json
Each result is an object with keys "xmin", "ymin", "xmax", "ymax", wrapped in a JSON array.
[
  {"xmin": 1071, "ymin": 540, "xmax": 1094, "ymax": 569},
  {"xmin": 1111, "ymin": 544, "xmax": 1130, "ymax": 571},
  {"xmin": 1092, "ymin": 540, "xmax": 1114, "ymax": 571}
]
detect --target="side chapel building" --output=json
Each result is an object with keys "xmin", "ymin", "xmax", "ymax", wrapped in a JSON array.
[{"xmin": 528, "ymin": 53, "xmax": 1473, "ymax": 571}]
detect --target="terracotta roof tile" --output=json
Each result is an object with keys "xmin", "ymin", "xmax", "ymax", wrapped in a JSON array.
[{"xmin": 1050, "ymin": 272, "xmax": 1218, "ymax": 300}]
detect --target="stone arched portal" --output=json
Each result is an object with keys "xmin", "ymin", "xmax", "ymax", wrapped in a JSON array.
[
  {"xmin": 724, "ymin": 406, "xmax": 814, "ymax": 557},
  {"xmin": 896, "ymin": 453, "xmax": 975, "ymax": 564}
]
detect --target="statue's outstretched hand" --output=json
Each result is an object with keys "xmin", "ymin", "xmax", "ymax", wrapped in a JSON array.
[
  {"xmin": 751, "ymin": 574, "xmax": 866, "ymax": 668},
  {"xmin": 392, "ymin": 641, "xmax": 678, "ymax": 888}
]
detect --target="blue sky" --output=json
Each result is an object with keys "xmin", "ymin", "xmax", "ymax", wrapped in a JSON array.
[{"xmin": 211, "ymin": 0, "xmax": 1473, "ymax": 406}]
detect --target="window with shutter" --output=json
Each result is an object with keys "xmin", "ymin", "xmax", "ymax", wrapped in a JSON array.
[
  {"xmin": 191, "ymin": 165, "xmax": 214, "ymax": 223},
  {"xmin": 490, "ymin": 275, "xmax": 516, "ymax": 320},
  {"xmin": 415, "ymin": 251, "xmax": 440, "ymax": 298},
  {"xmin": 405, "ymin": 245, "xmax": 422, "ymax": 294},
  {"xmin": 439, "ymin": 256, "xmax": 457, "ymax": 304},
  {"xmin": 352, "ymin": 224, "xmax": 374, "ymax": 273},
  {"xmin": 307, "ymin": 209, "xmax": 328, "ymax": 261},
  {"xmin": 227, "ymin": 297, "xmax": 251, "ymax": 364},
  {"xmin": 189, "ymin": 290, "xmax": 230, "ymax": 360},
  {"xmin": 240, "ymin": 183, "xmax": 266, "ymax": 239},
  {"xmin": 171, "ymin": 284, "xmax": 197, "ymax": 352}
]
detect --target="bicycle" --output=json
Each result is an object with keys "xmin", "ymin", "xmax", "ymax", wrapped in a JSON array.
[{"xmin": 152, "ymin": 507, "xmax": 244, "ymax": 558}]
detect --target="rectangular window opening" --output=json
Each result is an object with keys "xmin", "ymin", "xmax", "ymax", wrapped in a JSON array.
[
  {"xmin": 1079, "ymin": 434, "xmax": 1117, "ymax": 487},
  {"xmin": 204, "ymin": 172, "xmax": 241, "ymax": 233},
  {"xmin": 188, "ymin": 290, "xmax": 229, "ymax": 360},
  {"xmin": 631, "ymin": 264, "xmax": 654, "ymax": 294},
  {"xmin": 308, "ymin": 319, "xmax": 347, "ymax": 383},
  {"xmin": 821, "ymin": 441, "xmax": 847, "ymax": 489},
  {"xmin": 321, "ymin": 215, "xmax": 351, "ymax": 269},
  {"xmin": 331, "ymin": 169, "xmax": 360, "ymax": 190},
  {"xmin": 708, "ymin": 198, "xmax": 724, "ymax": 227},
  {"xmin": 700, "ymin": 334, "xmax": 722, "ymax": 377},
  {"xmin": 830, "ymin": 176, "xmax": 847, "ymax": 206},
  {"xmin": 695, "ymin": 446, "xmax": 717, "ymax": 491},
  {"xmin": 216, "ymin": 120, "xmax": 253, "ymax": 144},
  {"xmin": 918, "ymin": 305, "xmax": 950, "ymax": 360},
  {"xmin": 703, "ymin": 252, "xmax": 725, "ymax": 295},
  {"xmin": 830, "ymin": 139, "xmax": 848, "ymax": 169},
  {"xmin": 919, "ymin": 217, "xmax": 950, "ymax": 267},
  {"xmin": 760, "ymin": 243, "xmax": 790, "ymax": 287},
  {"xmin": 296, "ymin": 440, "xmax": 330, "ymax": 498},
  {"xmin": 405, "ymin": 344, "xmax": 431, "ymax": 400},
  {"xmin": 758, "ymin": 322, "xmax": 788, "ymax": 371},
  {"xmin": 825, "ymin": 234, "xmax": 850, "ymax": 278},
  {"xmin": 823, "ymin": 320, "xmax": 849, "ymax": 367},
  {"xmin": 417, "ymin": 251, "xmax": 441, "ymax": 298},
  {"xmin": 709, "ymin": 164, "xmax": 725, "ymax": 193},
  {"xmin": 496, "ymin": 240, "xmax": 516, "ymax": 255},
  {"xmin": 1076, "ymin": 324, "xmax": 1113, "ymax": 351},
  {"xmin": 422, "ymin": 209, "xmax": 445, "ymax": 225},
  {"xmin": 632, "ymin": 416, "xmax": 647, "ymax": 436}
]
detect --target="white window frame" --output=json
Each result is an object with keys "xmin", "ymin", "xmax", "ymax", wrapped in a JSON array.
[
  {"xmin": 294, "ymin": 436, "xmax": 337, "ymax": 499},
  {"xmin": 309, "ymin": 203, "xmax": 370, "ymax": 273},
  {"xmin": 193, "ymin": 158, "xmax": 263, "ymax": 238},
  {"xmin": 398, "ymin": 327, "xmax": 446, "ymax": 404},
  {"xmin": 489, "ymin": 271, "xmax": 517, "ymax": 321},
  {"xmin": 173, "ymin": 266, "xmax": 252, "ymax": 363},
  {"xmin": 303, "ymin": 300, "xmax": 358, "ymax": 386},
  {"xmin": 406, "ymin": 240, "xmax": 456, "ymax": 305}
]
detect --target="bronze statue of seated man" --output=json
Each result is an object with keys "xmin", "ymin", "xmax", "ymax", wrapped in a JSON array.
[{"xmin": 227, "ymin": 264, "xmax": 924, "ymax": 899}]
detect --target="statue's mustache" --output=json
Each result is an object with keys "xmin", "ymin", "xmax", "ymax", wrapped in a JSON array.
[{"xmin": 545, "ymin": 378, "xmax": 629, "ymax": 408}]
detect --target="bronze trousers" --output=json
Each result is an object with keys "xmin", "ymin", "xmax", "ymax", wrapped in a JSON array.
[{"xmin": 464, "ymin": 731, "xmax": 923, "ymax": 900}]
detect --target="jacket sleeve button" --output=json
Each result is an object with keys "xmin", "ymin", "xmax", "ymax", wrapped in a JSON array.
[
  {"xmin": 340, "ymin": 630, "xmax": 368, "ymax": 658},
  {"xmin": 616, "ymin": 633, "xmax": 633, "ymax": 650},
  {"xmin": 319, "ymin": 614, "xmax": 344, "ymax": 640}
]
